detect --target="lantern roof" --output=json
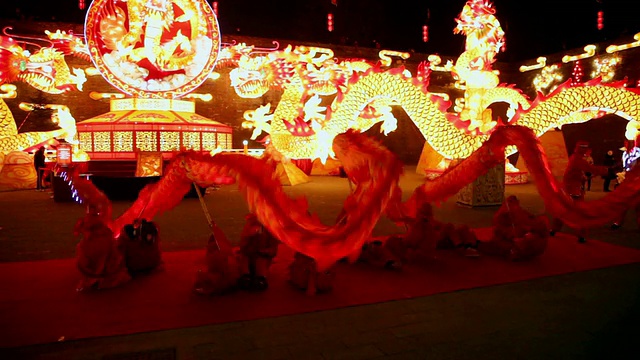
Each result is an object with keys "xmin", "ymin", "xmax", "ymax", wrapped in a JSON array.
[{"xmin": 77, "ymin": 98, "xmax": 231, "ymax": 128}]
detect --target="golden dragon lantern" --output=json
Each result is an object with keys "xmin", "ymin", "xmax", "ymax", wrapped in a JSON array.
[{"xmin": 225, "ymin": 0, "xmax": 640, "ymax": 190}]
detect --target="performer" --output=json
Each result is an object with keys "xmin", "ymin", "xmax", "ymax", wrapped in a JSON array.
[
  {"xmin": 237, "ymin": 213, "xmax": 279, "ymax": 291},
  {"xmin": 118, "ymin": 219, "xmax": 162, "ymax": 275},
  {"xmin": 403, "ymin": 202, "xmax": 479, "ymax": 262},
  {"xmin": 550, "ymin": 142, "xmax": 607, "ymax": 243},
  {"xmin": 358, "ymin": 236, "xmax": 404, "ymax": 270},
  {"xmin": 479, "ymin": 195, "xmax": 549, "ymax": 261},
  {"xmin": 74, "ymin": 204, "xmax": 130, "ymax": 291},
  {"xmin": 194, "ymin": 224, "xmax": 239, "ymax": 295},
  {"xmin": 288, "ymin": 252, "xmax": 335, "ymax": 295}
]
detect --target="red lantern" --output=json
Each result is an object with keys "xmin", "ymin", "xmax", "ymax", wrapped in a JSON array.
[
  {"xmin": 327, "ymin": 13, "xmax": 334, "ymax": 32},
  {"xmin": 78, "ymin": 0, "xmax": 85, "ymax": 10},
  {"xmin": 597, "ymin": 11, "xmax": 604, "ymax": 30},
  {"xmin": 422, "ymin": 25, "xmax": 429, "ymax": 42},
  {"xmin": 212, "ymin": 1, "xmax": 218, "ymax": 16}
]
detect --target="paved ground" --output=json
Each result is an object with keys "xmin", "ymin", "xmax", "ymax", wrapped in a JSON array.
[{"xmin": 1, "ymin": 167, "xmax": 640, "ymax": 360}]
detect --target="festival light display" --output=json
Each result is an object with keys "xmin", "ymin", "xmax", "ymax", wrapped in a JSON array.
[
  {"xmin": 76, "ymin": 98, "xmax": 231, "ymax": 160},
  {"xmin": 0, "ymin": 34, "xmax": 80, "ymax": 154},
  {"xmin": 75, "ymin": 0, "xmax": 232, "ymax": 159},
  {"xmin": 532, "ymin": 64, "xmax": 563, "ymax": 94},
  {"xmin": 226, "ymin": 0, "xmax": 640, "ymax": 166},
  {"xmin": 84, "ymin": 0, "xmax": 220, "ymax": 99},
  {"xmin": 591, "ymin": 55, "xmax": 621, "ymax": 82}
]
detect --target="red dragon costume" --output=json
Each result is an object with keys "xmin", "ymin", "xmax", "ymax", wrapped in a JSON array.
[
  {"xmin": 479, "ymin": 195, "xmax": 549, "ymax": 261},
  {"xmin": 550, "ymin": 142, "xmax": 608, "ymax": 243}
]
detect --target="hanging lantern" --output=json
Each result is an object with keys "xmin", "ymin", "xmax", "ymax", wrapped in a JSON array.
[
  {"xmin": 212, "ymin": 1, "xmax": 218, "ymax": 16},
  {"xmin": 78, "ymin": 0, "xmax": 85, "ymax": 10},
  {"xmin": 422, "ymin": 25, "xmax": 429, "ymax": 42},
  {"xmin": 597, "ymin": 11, "xmax": 604, "ymax": 30},
  {"xmin": 327, "ymin": 13, "xmax": 334, "ymax": 32}
]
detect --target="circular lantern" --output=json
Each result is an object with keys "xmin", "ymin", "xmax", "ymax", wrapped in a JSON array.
[{"xmin": 84, "ymin": 0, "xmax": 221, "ymax": 99}]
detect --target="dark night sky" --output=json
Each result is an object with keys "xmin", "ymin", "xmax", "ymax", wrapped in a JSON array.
[{"xmin": 1, "ymin": 0, "xmax": 639, "ymax": 61}]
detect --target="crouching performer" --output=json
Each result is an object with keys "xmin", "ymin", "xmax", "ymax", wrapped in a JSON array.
[
  {"xmin": 403, "ymin": 202, "xmax": 479, "ymax": 262},
  {"xmin": 289, "ymin": 252, "xmax": 335, "ymax": 295},
  {"xmin": 194, "ymin": 223, "xmax": 239, "ymax": 295},
  {"xmin": 74, "ymin": 204, "xmax": 130, "ymax": 291},
  {"xmin": 237, "ymin": 213, "xmax": 279, "ymax": 291},
  {"xmin": 358, "ymin": 236, "xmax": 404, "ymax": 270},
  {"xmin": 479, "ymin": 195, "xmax": 549, "ymax": 261},
  {"xmin": 118, "ymin": 219, "xmax": 162, "ymax": 275}
]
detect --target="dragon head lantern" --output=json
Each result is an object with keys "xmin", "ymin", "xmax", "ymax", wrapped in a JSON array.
[
  {"xmin": 229, "ymin": 47, "xmax": 297, "ymax": 99},
  {"xmin": 0, "ymin": 34, "xmax": 86, "ymax": 94},
  {"xmin": 454, "ymin": 0, "xmax": 505, "ymax": 65}
]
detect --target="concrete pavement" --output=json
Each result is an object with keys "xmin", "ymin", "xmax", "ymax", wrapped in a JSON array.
[{"xmin": 1, "ymin": 167, "xmax": 639, "ymax": 360}]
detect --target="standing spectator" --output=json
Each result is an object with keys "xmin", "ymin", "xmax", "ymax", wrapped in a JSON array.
[
  {"xmin": 33, "ymin": 146, "xmax": 46, "ymax": 191},
  {"xmin": 583, "ymin": 148, "xmax": 594, "ymax": 191},
  {"xmin": 602, "ymin": 150, "xmax": 616, "ymax": 192},
  {"xmin": 622, "ymin": 139, "xmax": 640, "ymax": 172}
]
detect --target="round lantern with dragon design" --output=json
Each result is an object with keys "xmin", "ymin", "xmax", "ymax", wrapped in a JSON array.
[{"xmin": 77, "ymin": 0, "xmax": 231, "ymax": 162}]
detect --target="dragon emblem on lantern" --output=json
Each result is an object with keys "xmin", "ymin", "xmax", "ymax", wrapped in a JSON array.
[
  {"xmin": 227, "ymin": 0, "xmax": 640, "ymax": 163},
  {"xmin": 84, "ymin": 0, "xmax": 220, "ymax": 98}
]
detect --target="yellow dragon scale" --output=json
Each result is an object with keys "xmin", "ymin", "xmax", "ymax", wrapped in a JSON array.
[{"xmin": 271, "ymin": 72, "xmax": 640, "ymax": 160}]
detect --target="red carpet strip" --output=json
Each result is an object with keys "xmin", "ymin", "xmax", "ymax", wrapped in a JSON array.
[{"xmin": 1, "ymin": 229, "xmax": 640, "ymax": 347}]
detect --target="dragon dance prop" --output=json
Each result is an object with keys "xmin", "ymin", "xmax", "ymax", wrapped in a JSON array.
[{"xmin": 67, "ymin": 125, "xmax": 640, "ymax": 269}]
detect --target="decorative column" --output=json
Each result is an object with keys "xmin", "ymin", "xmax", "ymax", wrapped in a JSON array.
[{"xmin": 456, "ymin": 162, "xmax": 505, "ymax": 207}]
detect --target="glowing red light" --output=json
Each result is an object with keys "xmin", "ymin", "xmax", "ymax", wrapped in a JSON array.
[
  {"xmin": 327, "ymin": 13, "xmax": 334, "ymax": 32},
  {"xmin": 212, "ymin": 1, "xmax": 218, "ymax": 16},
  {"xmin": 597, "ymin": 11, "xmax": 604, "ymax": 30},
  {"xmin": 78, "ymin": 0, "xmax": 85, "ymax": 10},
  {"xmin": 422, "ymin": 25, "xmax": 429, "ymax": 42}
]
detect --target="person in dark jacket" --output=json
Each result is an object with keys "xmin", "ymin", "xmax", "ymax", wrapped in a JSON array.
[
  {"xmin": 33, "ymin": 146, "xmax": 46, "ymax": 191},
  {"xmin": 602, "ymin": 150, "xmax": 617, "ymax": 192}
]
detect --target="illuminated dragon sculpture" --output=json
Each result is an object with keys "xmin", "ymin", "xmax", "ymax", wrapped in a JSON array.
[
  {"xmin": 227, "ymin": 0, "xmax": 640, "ymax": 162},
  {"xmin": 0, "ymin": 30, "xmax": 84, "ymax": 154}
]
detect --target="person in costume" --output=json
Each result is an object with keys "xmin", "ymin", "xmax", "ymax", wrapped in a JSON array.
[
  {"xmin": 402, "ymin": 202, "xmax": 479, "ymax": 262},
  {"xmin": 237, "ymin": 213, "xmax": 279, "ymax": 291},
  {"xmin": 479, "ymin": 195, "xmax": 549, "ymax": 261},
  {"xmin": 118, "ymin": 218, "xmax": 162, "ymax": 275},
  {"xmin": 358, "ymin": 236, "xmax": 404, "ymax": 270},
  {"xmin": 550, "ymin": 141, "xmax": 607, "ymax": 243},
  {"xmin": 194, "ymin": 223, "xmax": 239, "ymax": 295},
  {"xmin": 288, "ymin": 252, "xmax": 335, "ymax": 295},
  {"xmin": 73, "ymin": 204, "xmax": 130, "ymax": 291}
]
